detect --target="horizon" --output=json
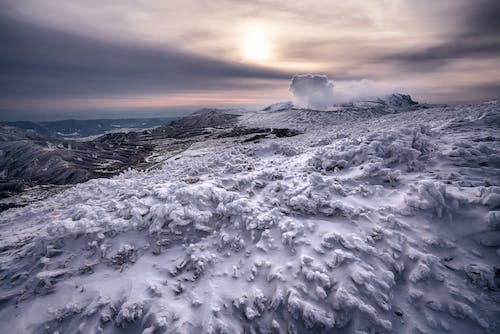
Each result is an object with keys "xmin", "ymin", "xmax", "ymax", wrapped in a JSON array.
[
  {"xmin": 0, "ymin": 93, "xmax": 497, "ymax": 122},
  {"xmin": 1, "ymin": 0, "xmax": 499, "ymax": 121},
  {"xmin": 0, "ymin": 94, "xmax": 493, "ymax": 123},
  {"xmin": 1, "ymin": 2, "xmax": 499, "ymax": 330}
]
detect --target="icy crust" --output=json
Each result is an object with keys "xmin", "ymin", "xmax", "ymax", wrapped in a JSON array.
[{"xmin": 1, "ymin": 101, "xmax": 500, "ymax": 333}]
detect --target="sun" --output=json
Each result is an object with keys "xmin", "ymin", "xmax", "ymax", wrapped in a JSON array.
[{"xmin": 241, "ymin": 24, "xmax": 272, "ymax": 63}]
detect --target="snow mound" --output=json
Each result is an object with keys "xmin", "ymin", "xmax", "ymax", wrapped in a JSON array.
[
  {"xmin": 1, "ymin": 101, "xmax": 499, "ymax": 333},
  {"xmin": 262, "ymin": 101, "xmax": 295, "ymax": 112}
]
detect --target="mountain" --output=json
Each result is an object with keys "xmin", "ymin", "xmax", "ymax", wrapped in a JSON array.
[
  {"xmin": 0, "ymin": 110, "xmax": 298, "ymax": 209},
  {"xmin": 241, "ymin": 94, "xmax": 432, "ymax": 131},
  {"xmin": 0, "ymin": 97, "xmax": 499, "ymax": 333},
  {"xmin": 1, "ymin": 118, "xmax": 179, "ymax": 139},
  {"xmin": 0, "ymin": 124, "xmax": 153, "ymax": 206}
]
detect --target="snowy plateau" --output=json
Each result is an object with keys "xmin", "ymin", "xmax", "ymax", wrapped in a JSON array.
[{"xmin": 1, "ymin": 96, "xmax": 500, "ymax": 333}]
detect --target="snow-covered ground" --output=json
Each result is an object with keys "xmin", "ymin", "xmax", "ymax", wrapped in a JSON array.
[{"xmin": 1, "ymin": 99, "xmax": 499, "ymax": 333}]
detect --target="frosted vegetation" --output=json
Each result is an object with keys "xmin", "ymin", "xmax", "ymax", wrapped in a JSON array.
[{"xmin": 1, "ymin": 98, "xmax": 499, "ymax": 333}]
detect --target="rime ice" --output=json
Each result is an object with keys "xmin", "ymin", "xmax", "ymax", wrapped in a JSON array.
[{"xmin": 1, "ymin": 98, "xmax": 499, "ymax": 333}]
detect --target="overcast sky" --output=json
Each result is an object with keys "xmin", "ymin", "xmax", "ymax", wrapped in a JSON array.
[{"xmin": 1, "ymin": 0, "xmax": 499, "ymax": 120}]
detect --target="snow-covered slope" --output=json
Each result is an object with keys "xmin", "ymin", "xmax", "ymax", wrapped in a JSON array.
[
  {"xmin": 0, "ymin": 100, "xmax": 499, "ymax": 333},
  {"xmin": 0, "ymin": 112, "xmax": 265, "ymax": 210},
  {"xmin": 262, "ymin": 101, "xmax": 296, "ymax": 112},
  {"xmin": 240, "ymin": 94, "xmax": 427, "ymax": 131}
]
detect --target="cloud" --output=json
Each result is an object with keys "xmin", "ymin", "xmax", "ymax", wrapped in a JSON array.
[
  {"xmin": 0, "ymin": 14, "xmax": 291, "ymax": 99},
  {"xmin": 1, "ymin": 0, "xmax": 499, "ymax": 117},
  {"xmin": 464, "ymin": 0, "xmax": 500, "ymax": 37},
  {"xmin": 375, "ymin": 0, "xmax": 500, "ymax": 71},
  {"xmin": 331, "ymin": 80, "xmax": 399, "ymax": 103},
  {"xmin": 289, "ymin": 74, "xmax": 335, "ymax": 109},
  {"xmin": 377, "ymin": 40, "xmax": 500, "ymax": 72},
  {"xmin": 289, "ymin": 74, "xmax": 398, "ymax": 108}
]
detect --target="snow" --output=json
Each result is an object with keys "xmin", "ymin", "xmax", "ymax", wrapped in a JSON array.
[
  {"xmin": 0, "ymin": 100, "xmax": 499, "ymax": 333},
  {"xmin": 262, "ymin": 101, "xmax": 295, "ymax": 112}
]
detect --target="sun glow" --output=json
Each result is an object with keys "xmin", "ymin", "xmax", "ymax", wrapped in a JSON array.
[{"xmin": 241, "ymin": 24, "xmax": 272, "ymax": 63}]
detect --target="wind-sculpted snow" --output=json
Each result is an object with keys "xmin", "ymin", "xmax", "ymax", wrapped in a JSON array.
[{"xmin": 0, "ymin": 101, "xmax": 499, "ymax": 333}]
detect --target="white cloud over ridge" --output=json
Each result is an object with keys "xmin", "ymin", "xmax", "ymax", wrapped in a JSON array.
[
  {"xmin": 289, "ymin": 74, "xmax": 400, "ymax": 109},
  {"xmin": 289, "ymin": 74, "xmax": 334, "ymax": 109}
]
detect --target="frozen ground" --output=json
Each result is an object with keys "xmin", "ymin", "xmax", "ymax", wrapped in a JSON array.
[{"xmin": 0, "ymin": 98, "xmax": 499, "ymax": 333}]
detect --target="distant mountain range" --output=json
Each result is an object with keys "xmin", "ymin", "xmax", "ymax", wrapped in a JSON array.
[{"xmin": 1, "ymin": 117, "xmax": 180, "ymax": 138}]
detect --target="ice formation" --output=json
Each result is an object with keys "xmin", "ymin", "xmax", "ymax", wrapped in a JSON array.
[{"xmin": 0, "ymin": 99, "xmax": 499, "ymax": 333}]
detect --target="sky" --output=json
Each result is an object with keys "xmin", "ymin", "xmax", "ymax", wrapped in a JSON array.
[{"xmin": 0, "ymin": 0, "xmax": 499, "ymax": 120}]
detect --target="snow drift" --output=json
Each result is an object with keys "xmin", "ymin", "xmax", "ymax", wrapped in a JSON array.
[{"xmin": 0, "ymin": 99, "xmax": 499, "ymax": 333}]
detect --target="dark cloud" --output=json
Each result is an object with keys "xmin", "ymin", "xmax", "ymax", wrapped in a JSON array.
[
  {"xmin": 0, "ymin": 14, "xmax": 291, "ymax": 99},
  {"xmin": 375, "ymin": 0, "xmax": 500, "ymax": 70},
  {"xmin": 464, "ymin": 0, "xmax": 500, "ymax": 37},
  {"xmin": 377, "ymin": 39, "xmax": 500, "ymax": 71}
]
